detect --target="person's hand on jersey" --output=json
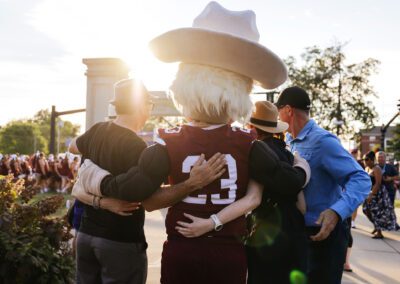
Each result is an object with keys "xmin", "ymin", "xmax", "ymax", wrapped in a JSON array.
[
  {"xmin": 185, "ymin": 153, "xmax": 226, "ymax": 191},
  {"xmin": 100, "ymin": 198, "xmax": 141, "ymax": 216},
  {"xmin": 176, "ymin": 213, "xmax": 214, "ymax": 237}
]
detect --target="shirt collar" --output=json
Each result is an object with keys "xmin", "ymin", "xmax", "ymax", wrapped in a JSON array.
[{"xmin": 287, "ymin": 119, "xmax": 315, "ymax": 143}]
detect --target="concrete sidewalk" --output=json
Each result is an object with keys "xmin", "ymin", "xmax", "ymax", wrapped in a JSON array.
[
  {"xmin": 144, "ymin": 208, "xmax": 400, "ymax": 284},
  {"xmin": 342, "ymin": 208, "xmax": 400, "ymax": 284}
]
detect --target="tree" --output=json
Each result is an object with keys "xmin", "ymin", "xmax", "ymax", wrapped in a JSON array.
[
  {"xmin": 284, "ymin": 43, "xmax": 379, "ymax": 138},
  {"xmin": 0, "ymin": 109, "xmax": 81, "ymax": 155},
  {"xmin": 0, "ymin": 121, "xmax": 47, "ymax": 154}
]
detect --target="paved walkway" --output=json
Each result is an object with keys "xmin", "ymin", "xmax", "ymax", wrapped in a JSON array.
[
  {"xmin": 144, "ymin": 208, "xmax": 400, "ymax": 284},
  {"xmin": 341, "ymin": 208, "xmax": 400, "ymax": 284}
]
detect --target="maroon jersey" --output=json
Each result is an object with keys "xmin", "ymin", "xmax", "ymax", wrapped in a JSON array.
[{"xmin": 158, "ymin": 124, "xmax": 254, "ymax": 241}]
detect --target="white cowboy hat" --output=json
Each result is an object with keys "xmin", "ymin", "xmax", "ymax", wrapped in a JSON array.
[
  {"xmin": 149, "ymin": 1, "xmax": 287, "ymax": 90},
  {"xmin": 249, "ymin": 101, "xmax": 288, "ymax": 133}
]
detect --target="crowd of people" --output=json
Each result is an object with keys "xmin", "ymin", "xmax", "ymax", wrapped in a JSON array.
[{"xmin": 0, "ymin": 151, "xmax": 80, "ymax": 193}]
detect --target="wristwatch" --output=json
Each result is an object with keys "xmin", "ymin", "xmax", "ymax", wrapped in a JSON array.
[{"xmin": 210, "ymin": 214, "xmax": 223, "ymax": 231}]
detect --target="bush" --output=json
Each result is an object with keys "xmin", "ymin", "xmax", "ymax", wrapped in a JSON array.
[{"xmin": 0, "ymin": 175, "xmax": 74, "ymax": 283}]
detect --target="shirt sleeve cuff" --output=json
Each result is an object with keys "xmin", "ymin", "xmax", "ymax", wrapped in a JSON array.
[{"xmin": 329, "ymin": 202, "xmax": 349, "ymax": 222}]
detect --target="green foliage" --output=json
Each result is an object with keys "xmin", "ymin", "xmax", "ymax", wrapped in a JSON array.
[
  {"xmin": 388, "ymin": 123, "xmax": 400, "ymax": 160},
  {"xmin": 284, "ymin": 43, "xmax": 379, "ymax": 137},
  {"xmin": 0, "ymin": 121, "xmax": 47, "ymax": 154},
  {"xmin": 0, "ymin": 109, "xmax": 80, "ymax": 154},
  {"xmin": 0, "ymin": 175, "xmax": 74, "ymax": 283}
]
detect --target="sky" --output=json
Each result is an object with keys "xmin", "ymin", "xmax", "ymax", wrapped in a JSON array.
[{"xmin": 1, "ymin": 0, "xmax": 399, "ymax": 133}]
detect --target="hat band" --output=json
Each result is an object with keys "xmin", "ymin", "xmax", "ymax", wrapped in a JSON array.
[{"xmin": 250, "ymin": 117, "xmax": 277, "ymax": 127}]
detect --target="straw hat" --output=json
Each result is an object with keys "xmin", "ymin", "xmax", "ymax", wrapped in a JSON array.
[
  {"xmin": 249, "ymin": 101, "xmax": 288, "ymax": 133},
  {"xmin": 149, "ymin": 1, "xmax": 287, "ymax": 90}
]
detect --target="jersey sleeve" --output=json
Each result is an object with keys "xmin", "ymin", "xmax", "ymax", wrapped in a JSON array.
[
  {"xmin": 249, "ymin": 140, "xmax": 306, "ymax": 197},
  {"xmin": 100, "ymin": 143, "xmax": 170, "ymax": 201}
]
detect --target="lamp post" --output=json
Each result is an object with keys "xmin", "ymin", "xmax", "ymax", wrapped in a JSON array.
[
  {"xmin": 380, "ymin": 101, "xmax": 400, "ymax": 151},
  {"xmin": 335, "ymin": 46, "xmax": 344, "ymax": 136},
  {"xmin": 49, "ymin": 105, "xmax": 86, "ymax": 154},
  {"xmin": 57, "ymin": 120, "xmax": 64, "ymax": 155},
  {"xmin": 252, "ymin": 91, "xmax": 280, "ymax": 103}
]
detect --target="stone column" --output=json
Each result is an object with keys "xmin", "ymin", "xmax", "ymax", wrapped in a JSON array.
[{"xmin": 82, "ymin": 58, "xmax": 129, "ymax": 130}]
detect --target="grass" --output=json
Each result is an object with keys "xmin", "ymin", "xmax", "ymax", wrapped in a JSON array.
[{"xmin": 30, "ymin": 192, "xmax": 74, "ymax": 218}]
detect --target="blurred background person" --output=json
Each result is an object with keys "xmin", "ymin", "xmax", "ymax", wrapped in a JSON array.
[
  {"xmin": 35, "ymin": 152, "xmax": 49, "ymax": 191},
  {"xmin": 9, "ymin": 154, "xmax": 21, "ymax": 179},
  {"xmin": 362, "ymin": 151, "xmax": 397, "ymax": 239},
  {"xmin": 376, "ymin": 151, "xmax": 399, "ymax": 230},
  {"xmin": 70, "ymin": 156, "xmax": 80, "ymax": 181},
  {"xmin": 0, "ymin": 154, "xmax": 11, "ymax": 176},
  {"xmin": 56, "ymin": 154, "xmax": 72, "ymax": 193}
]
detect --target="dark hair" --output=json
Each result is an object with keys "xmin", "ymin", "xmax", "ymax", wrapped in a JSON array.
[
  {"xmin": 363, "ymin": 151, "xmax": 375, "ymax": 161},
  {"xmin": 254, "ymin": 127, "xmax": 284, "ymax": 141},
  {"xmin": 254, "ymin": 127, "xmax": 273, "ymax": 138}
]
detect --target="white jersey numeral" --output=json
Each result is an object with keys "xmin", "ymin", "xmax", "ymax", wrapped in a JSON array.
[{"xmin": 181, "ymin": 154, "xmax": 237, "ymax": 205}]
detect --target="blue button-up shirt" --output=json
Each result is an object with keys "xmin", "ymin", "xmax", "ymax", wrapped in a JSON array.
[{"xmin": 287, "ymin": 120, "xmax": 371, "ymax": 226}]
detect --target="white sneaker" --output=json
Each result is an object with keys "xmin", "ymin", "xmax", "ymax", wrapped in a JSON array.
[{"xmin": 351, "ymin": 221, "xmax": 356, "ymax": 228}]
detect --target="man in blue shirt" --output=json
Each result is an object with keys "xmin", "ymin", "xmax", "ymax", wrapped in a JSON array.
[{"xmin": 276, "ymin": 86, "xmax": 371, "ymax": 284}]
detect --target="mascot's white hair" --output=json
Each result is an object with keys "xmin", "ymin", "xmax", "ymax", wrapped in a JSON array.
[{"xmin": 170, "ymin": 63, "xmax": 253, "ymax": 124}]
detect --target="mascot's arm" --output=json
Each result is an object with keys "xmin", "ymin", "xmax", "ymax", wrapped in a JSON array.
[
  {"xmin": 100, "ymin": 144, "xmax": 226, "ymax": 211},
  {"xmin": 100, "ymin": 144, "xmax": 170, "ymax": 202}
]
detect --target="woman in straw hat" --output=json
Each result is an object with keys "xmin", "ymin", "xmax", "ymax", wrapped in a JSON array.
[
  {"xmin": 76, "ymin": 2, "xmax": 310, "ymax": 283},
  {"xmin": 246, "ymin": 101, "xmax": 308, "ymax": 284}
]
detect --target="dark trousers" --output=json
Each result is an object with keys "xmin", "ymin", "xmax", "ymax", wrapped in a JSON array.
[
  {"xmin": 246, "ymin": 231, "xmax": 307, "ymax": 284},
  {"xmin": 76, "ymin": 232, "xmax": 147, "ymax": 284},
  {"xmin": 161, "ymin": 239, "xmax": 247, "ymax": 284},
  {"xmin": 306, "ymin": 221, "xmax": 349, "ymax": 284}
]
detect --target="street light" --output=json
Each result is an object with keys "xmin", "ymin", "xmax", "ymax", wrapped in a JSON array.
[
  {"xmin": 252, "ymin": 91, "xmax": 279, "ymax": 102},
  {"xmin": 380, "ymin": 99, "xmax": 400, "ymax": 151},
  {"xmin": 57, "ymin": 120, "xmax": 64, "ymax": 155},
  {"xmin": 332, "ymin": 117, "xmax": 344, "ymax": 127}
]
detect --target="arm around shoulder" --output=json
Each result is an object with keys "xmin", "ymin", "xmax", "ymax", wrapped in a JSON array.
[
  {"xmin": 249, "ymin": 141, "xmax": 306, "ymax": 197},
  {"xmin": 100, "ymin": 144, "xmax": 170, "ymax": 202}
]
